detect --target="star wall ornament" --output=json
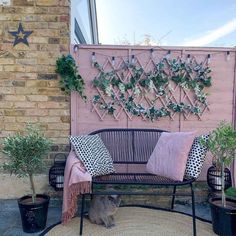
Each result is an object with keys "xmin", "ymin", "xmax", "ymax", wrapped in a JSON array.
[{"xmin": 9, "ymin": 22, "xmax": 33, "ymax": 47}]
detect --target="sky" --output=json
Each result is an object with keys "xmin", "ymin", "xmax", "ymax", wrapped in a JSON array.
[{"xmin": 96, "ymin": 0, "xmax": 236, "ymax": 47}]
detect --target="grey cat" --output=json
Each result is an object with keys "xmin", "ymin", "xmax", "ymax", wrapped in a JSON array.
[{"xmin": 88, "ymin": 195, "xmax": 121, "ymax": 228}]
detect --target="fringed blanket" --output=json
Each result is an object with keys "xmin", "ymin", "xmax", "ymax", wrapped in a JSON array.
[{"xmin": 62, "ymin": 150, "xmax": 92, "ymax": 224}]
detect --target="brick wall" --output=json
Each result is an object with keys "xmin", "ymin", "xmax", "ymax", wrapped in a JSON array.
[{"xmin": 0, "ymin": 0, "xmax": 70, "ymax": 198}]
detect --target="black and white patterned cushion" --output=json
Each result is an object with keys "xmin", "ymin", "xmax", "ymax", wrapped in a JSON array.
[
  {"xmin": 184, "ymin": 134, "xmax": 209, "ymax": 179},
  {"xmin": 70, "ymin": 134, "xmax": 115, "ymax": 177}
]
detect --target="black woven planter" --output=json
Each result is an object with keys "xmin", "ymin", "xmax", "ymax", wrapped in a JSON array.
[
  {"xmin": 49, "ymin": 154, "xmax": 66, "ymax": 191},
  {"xmin": 209, "ymin": 197, "xmax": 236, "ymax": 236},
  {"xmin": 18, "ymin": 194, "xmax": 50, "ymax": 233},
  {"xmin": 207, "ymin": 165, "xmax": 232, "ymax": 191}
]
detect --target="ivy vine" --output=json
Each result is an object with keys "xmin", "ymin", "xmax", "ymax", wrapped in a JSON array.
[
  {"xmin": 92, "ymin": 57, "xmax": 212, "ymax": 121},
  {"xmin": 55, "ymin": 54, "xmax": 86, "ymax": 101}
]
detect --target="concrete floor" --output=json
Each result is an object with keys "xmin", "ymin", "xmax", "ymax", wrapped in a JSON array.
[{"xmin": 0, "ymin": 199, "xmax": 211, "ymax": 236}]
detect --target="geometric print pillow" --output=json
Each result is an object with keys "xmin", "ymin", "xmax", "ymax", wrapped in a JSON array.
[
  {"xmin": 184, "ymin": 134, "xmax": 209, "ymax": 179},
  {"xmin": 70, "ymin": 134, "xmax": 115, "ymax": 177}
]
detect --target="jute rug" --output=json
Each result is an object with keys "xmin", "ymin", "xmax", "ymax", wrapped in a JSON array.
[{"xmin": 43, "ymin": 207, "xmax": 216, "ymax": 236}]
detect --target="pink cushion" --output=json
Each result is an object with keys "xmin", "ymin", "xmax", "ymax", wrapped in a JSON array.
[{"xmin": 146, "ymin": 132, "xmax": 196, "ymax": 181}]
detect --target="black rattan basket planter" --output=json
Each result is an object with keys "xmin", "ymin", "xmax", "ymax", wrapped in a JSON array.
[
  {"xmin": 207, "ymin": 165, "xmax": 232, "ymax": 192},
  {"xmin": 49, "ymin": 154, "xmax": 66, "ymax": 191}
]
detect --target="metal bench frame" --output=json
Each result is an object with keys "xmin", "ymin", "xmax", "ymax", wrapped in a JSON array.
[{"xmin": 79, "ymin": 128, "xmax": 196, "ymax": 236}]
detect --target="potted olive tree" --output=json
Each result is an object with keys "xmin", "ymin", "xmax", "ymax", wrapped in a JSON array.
[
  {"xmin": 202, "ymin": 121, "xmax": 236, "ymax": 236},
  {"xmin": 2, "ymin": 124, "xmax": 52, "ymax": 233}
]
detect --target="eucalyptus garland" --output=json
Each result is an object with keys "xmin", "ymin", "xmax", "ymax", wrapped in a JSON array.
[
  {"xmin": 92, "ymin": 57, "xmax": 212, "ymax": 121},
  {"xmin": 55, "ymin": 54, "xmax": 86, "ymax": 101}
]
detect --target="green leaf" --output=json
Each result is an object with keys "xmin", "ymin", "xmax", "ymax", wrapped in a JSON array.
[{"xmin": 55, "ymin": 54, "xmax": 86, "ymax": 101}]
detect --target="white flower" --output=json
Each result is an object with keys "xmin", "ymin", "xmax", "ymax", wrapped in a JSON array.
[
  {"xmin": 118, "ymin": 83, "xmax": 126, "ymax": 93},
  {"xmin": 105, "ymin": 86, "xmax": 113, "ymax": 96},
  {"xmin": 149, "ymin": 80, "xmax": 155, "ymax": 91},
  {"xmin": 133, "ymin": 87, "xmax": 141, "ymax": 96}
]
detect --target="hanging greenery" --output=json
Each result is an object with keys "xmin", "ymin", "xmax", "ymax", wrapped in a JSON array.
[
  {"xmin": 55, "ymin": 54, "xmax": 86, "ymax": 101},
  {"xmin": 92, "ymin": 57, "xmax": 212, "ymax": 121}
]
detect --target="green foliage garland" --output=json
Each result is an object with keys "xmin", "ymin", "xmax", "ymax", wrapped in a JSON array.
[
  {"xmin": 56, "ymin": 54, "xmax": 86, "ymax": 101},
  {"xmin": 92, "ymin": 57, "xmax": 212, "ymax": 121}
]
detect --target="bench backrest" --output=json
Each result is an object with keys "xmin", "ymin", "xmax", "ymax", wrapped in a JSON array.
[{"xmin": 90, "ymin": 129, "xmax": 166, "ymax": 164}]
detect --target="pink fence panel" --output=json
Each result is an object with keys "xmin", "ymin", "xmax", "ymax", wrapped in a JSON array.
[{"xmin": 71, "ymin": 45, "xmax": 236, "ymax": 181}]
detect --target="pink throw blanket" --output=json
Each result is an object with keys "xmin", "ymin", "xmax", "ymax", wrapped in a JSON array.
[{"xmin": 62, "ymin": 150, "xmax": 92, "ymax": 224}]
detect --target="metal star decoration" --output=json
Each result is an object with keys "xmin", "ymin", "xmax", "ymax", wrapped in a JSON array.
[{"xmin": 9, "ymin": 22, "xmax": 33, "ymax": 47}]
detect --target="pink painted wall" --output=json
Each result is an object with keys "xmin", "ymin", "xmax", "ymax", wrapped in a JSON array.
[{"xmin": 71, "ymin": 45, "xmax": 236, "ymax": 182}]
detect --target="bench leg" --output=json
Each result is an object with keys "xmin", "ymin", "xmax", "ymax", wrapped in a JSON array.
[
  {"xmin": 190, "ymin": 183, "xmax": 197, "ymax": 236},
  {"xmin": 171, "ymin": 186, "xmax": 176, "ymax": 210},
  {"xmin": 79, "ymin": 194, "xmax": 85, "ymax": 236}
]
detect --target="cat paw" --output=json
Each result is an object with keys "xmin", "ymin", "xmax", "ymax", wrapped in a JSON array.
[{"xmin": 105, "ymin": 223, "xmax": 115, "ymax": 228}]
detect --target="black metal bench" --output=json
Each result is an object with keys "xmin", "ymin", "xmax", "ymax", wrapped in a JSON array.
[{"xmin": 79, "ymin": 128, "xmax": 196, "ymax": 235}]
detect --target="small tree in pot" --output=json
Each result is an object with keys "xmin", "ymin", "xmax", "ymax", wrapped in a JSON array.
[
  {"xmin": 202, "ymin": 121, "xmax": 236, "ymax": 235},
  {"xmin": 1, "ymin": 124, "xmax": 52, "ymax": 233}
]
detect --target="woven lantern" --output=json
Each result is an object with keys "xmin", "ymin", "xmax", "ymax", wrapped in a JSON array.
[
  {"xmin": 49, "ymin": 154, "xmax": 66, "ymax": 191},
  {"xmin": 207, "ymin": 165, "xmax": 232, "ymax": 191}
]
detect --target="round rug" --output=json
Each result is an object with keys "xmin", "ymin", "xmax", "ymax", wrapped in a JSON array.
[{"xmin": 44, "ymin": 207, "xmax": 216, "ymax": 236}]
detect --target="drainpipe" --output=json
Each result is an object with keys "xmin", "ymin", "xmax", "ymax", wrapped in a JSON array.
[{"xmin": 88, "ymin": 0, "xmax": 99, "ymax": 44}]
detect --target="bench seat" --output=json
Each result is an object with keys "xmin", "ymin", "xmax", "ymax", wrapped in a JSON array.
[
  {"xmin": 79, "ymin": 128, "xmax": 197, "ymax": 236},
  {"xmin": 93, "ymin": 173, "xmax": 194, "ymax": 186}
]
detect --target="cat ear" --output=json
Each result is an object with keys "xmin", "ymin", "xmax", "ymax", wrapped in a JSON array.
[
  {"xmin": 108, "ymin": 196, "xmax": 114, "ymax": 201},
  {"xmin": 110, "ymin": 195, "xmax": 118, "ymax": 199}
]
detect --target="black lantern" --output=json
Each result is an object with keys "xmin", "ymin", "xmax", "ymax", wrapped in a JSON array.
[
  {"xmin": 49, "ymin": 154, "xmax": 66, "ymax": 191},
  {"xmin": 207, "ymin": 165, "xmax": 232, "ymax": 192}
]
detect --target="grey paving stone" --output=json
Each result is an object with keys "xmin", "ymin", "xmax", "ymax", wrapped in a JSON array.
[{"xmin": 174, "ymin": 202, "xmax": 211, "ymax": 221}]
